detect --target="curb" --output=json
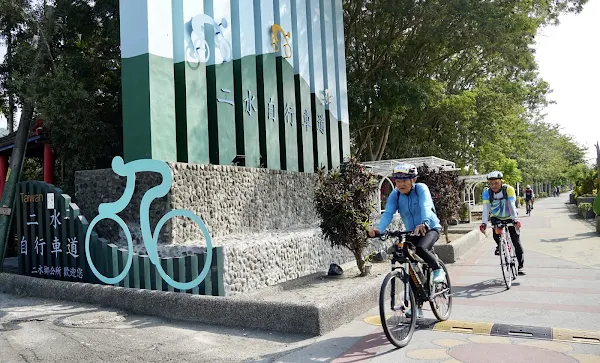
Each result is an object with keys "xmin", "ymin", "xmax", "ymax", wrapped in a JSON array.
[
  {"xmin": 0, "ymin": 271, "xmax": 382, "ymax": 337},
  {"xmin": 435, "ymin": 228, "xmax": 485, "ymax": 263},
  {"xmin": 0, "ymin": 229, "xmax": 482, "ymax": 336}
]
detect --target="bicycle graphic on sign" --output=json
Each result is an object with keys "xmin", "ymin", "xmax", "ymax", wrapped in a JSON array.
[{"xmin": 84, "ymin": 156, "xmax": 213, "ymax": 291}]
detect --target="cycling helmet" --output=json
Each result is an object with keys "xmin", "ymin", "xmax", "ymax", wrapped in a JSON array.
[
  {"xmin": 486, "ymin": 170, "xmax": 503, "ymax": 180},
  {"xmin": 392, "ymin": 163, "xmax": 418, "ymax": 180},
  {"xmin": 526, "ymin": 185, "xmax": 531, "ymax": 189}
]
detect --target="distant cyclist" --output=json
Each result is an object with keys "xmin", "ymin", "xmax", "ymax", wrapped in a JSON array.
[
  {"xmin": 479, "ymin": 171, "xmax": 526, "ymax": 275},
  {"xmin": 524, "ymin": 185, "xmax": 535, "ymax": 210}
]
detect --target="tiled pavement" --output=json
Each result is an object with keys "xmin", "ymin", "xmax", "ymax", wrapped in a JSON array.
[{"xmin": 269, "ymin": 194, "xmax": 600, "ymax": 363}]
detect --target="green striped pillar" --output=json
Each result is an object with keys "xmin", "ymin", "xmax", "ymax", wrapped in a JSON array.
[
  {"xmin": 291, "ymin": 0, "xmax": 314, "ymax": 173},
  {"xmin": 306, "ymin": 0, "xmax": 328, "ymax": 171},
  {"xmin": 120, "ymin": 0, "xmax": 177, "ymax": 162},
  {"xmin": 172, "ymin": 0, "xmax": 209, "ymax": 164},
  {"xmin": 320, "ymin": 0, "xmax": 340, "ymax": 170},
  {"xmin": 274, "ymin": 0, "xmax": 299, "ymax": 172},
  {"xmin": 231, "ymin": 0, "xmax": 260, "ymax": 168},
  {"xmin": 334, "ymin": 0, "xmax": 350, "ymax": 160},
  {"xmin": 255, "ymin": 0, "xmax": 281, "ymax": 169},
  {"xmin": 205, "ymin": 0, "xmax": 237, "ymax": 165}
]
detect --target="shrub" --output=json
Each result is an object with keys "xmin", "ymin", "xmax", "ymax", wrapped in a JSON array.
[
  {"xmin": 594, "ymin": 194, "xmax": 600, "ymax": 215},
  {"xmin": 417, "ymin": 165, "xmax": 465, "ymax": 243},
  {"xmin": 459, "ymin": 202, "xmax": 469, "ymax": 221},
  {"xmin": 314, "ymin": 157, "xmax": 379, "ymax": 276},
  {"xmin": 578, "ymin": 203, "xmax": 594, "ymax": 219}
]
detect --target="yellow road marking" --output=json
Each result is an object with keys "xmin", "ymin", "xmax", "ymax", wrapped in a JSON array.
[
  {"xmin": 553, "ymin": 328, "xmax": 600, "ymax": 344},
  {"xmin": 432, "ymin": 320, "xmax": 494, "ymax": 335}
]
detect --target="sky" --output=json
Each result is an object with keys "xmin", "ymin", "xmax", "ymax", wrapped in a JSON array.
[
  {"xmin": 0, "ymin": 2, "xmax": 599, "ymax": 162},
  {"xmin": 533, "ymin": 1, "xmax": 600, "ymax": 163}
]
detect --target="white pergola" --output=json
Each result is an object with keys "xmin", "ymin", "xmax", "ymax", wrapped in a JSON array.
[
  {"xmin": 361, "ymin": 156, "xmax": 460, "ymax": 213},
  {"xmin": 459, "ymin": 175, "xmax": 488, "ymax": 206}
]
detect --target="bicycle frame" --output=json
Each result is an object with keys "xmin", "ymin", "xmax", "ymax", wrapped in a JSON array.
[{"xmin": 385, "ymin": 232, "xmax": 447, "ymax": 308}]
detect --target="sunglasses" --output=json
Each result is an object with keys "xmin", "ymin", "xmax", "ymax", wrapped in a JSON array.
[{"xmin": 393, "ymin": 174, "xmax": 413, "ymax": 181}]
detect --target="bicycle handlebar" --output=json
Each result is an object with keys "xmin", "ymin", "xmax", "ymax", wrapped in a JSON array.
[{"xmin": 372, "ymin": 230, "xmax": 414, "ymax": 241}]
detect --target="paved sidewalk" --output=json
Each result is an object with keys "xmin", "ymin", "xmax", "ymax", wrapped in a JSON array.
[
  {"xmin": 266, "ymin": 195, "xmax": 600, "ymax": 362},
  {"xmin": 1, "ymin": 195, "xmax": 599, "ymax": 362}
]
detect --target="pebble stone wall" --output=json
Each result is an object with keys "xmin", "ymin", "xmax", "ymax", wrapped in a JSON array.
[{"xmin": 75, "ymin": 163, "xmax": 402, "ymax": 295}]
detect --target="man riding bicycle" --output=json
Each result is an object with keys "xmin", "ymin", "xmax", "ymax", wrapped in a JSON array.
[
  {"xmin": 368, "ymin": 163, "xmax": 446, "ymax": 317},
  {"xmin": 524, "ymin": 185, "xmax": 535, "ymax": 210},
  {"xmin": 479, "ymin": 171, "xmax": 526, "ymax": 275}
]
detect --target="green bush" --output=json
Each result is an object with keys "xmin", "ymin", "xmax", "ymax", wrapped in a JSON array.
[
  {"xmin": 516, "ymin": 196, "xmax": 525, "ymax": 207},
  {"xmin": 459, "ymin": 202, "xmax": 469, "ymax": 221},
  {"xmin": 314, "ymin": 157, "xmax": 379, "ymax": 276}
]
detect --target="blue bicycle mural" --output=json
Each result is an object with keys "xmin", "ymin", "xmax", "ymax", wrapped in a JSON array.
[{"xmin": 84, "ymin": 157, "xmax": 213, "ymax": 291}]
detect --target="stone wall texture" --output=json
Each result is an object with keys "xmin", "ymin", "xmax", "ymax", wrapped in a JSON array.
[{"xmin": 75, "ymin": 163, "xmax": 401, "ymax": 295}]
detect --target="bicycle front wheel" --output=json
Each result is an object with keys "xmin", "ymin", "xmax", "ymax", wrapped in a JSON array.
[
  {"xmin": 509, "ymin": 240, "xmax": 518, "ymax": 280},
  {"xmin": 430, "ymin": 261, "xmax": 452, "ymax": 321},
  {"xmin": 379, "ymin": 269, "xmax": 417, "ymax": 348},
  {"xmin": 500, "ymin": 238, "xmax": 512, "ymax": 289},
  {"xmin": 85, "ymin": 214, "xmax": 134, "ymax": 285},
  {"xmin": 150, "ymin": 209, "xmax": 214, "ymax": 291}
]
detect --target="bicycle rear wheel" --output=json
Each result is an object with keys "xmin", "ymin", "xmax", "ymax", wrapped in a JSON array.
[
  {"xmin": 500, "ymin": 238, "xmax": 512, "ymax": 289},
  {"xmin": 379, "ymin": 269, "xmax": 417, "ymax": 348},
  {"xmin": 429, "ymin": 261, "xmax": 452, "ymax": 321}
]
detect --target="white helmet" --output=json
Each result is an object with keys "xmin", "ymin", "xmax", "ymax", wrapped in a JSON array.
[
  {"xmin": 526, "ymin": 185, "xmax": 531, "ymax": 189},
  {"xmin": 393, "ymin": 163, "xmax": 418, "ymax": 180},
  {"xmin": 486, "ymin": 171, "xmax": 503, "ymax": 180}
]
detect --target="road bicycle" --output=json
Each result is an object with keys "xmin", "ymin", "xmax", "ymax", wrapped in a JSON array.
[
  {"xmin": 84, "ymin": 156, "xmax": 213, "ymax": 291},
  {"xmin": 375, "ymin": 230, "xmax": 452, "ymax": 348},
  {"xmin": 491, "ymin": 221, "xmax": 518, "ymax": 289}
]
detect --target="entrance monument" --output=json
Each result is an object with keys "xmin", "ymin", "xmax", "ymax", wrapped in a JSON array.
[{"xmin": 16, "ymin": 0, "xmax": 355, "ymax": 296}]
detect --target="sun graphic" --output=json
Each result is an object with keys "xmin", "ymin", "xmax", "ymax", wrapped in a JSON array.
[{"xmin": 405, "ymin": 335, "xmax": 600, "ymax": 363}]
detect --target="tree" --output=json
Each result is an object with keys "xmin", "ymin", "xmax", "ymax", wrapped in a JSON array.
[
  {"xmin": 416, "ymin": 164, "xmax": 465, "ymax": 243},
  {"xmin": 2, "ymin": 0, "xmax": 122, "ymax": 194},
  {"xmin": 344, "ymin": 0, "xmax": 588, "ymax": 163},
  {"xmin": 314, "ymin": 157, "xmax": 379, "ymax": 276}
]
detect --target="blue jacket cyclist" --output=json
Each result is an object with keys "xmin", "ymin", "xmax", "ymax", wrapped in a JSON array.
[{"xmin": 368, "ymin": 163, "xmax": 446, "ymax": 286}]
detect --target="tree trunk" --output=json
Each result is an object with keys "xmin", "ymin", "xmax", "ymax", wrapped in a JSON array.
[
  {"xmin": 5, "ymin": 29, "xmax": 15, "ymax": 133},
  {"xmin": 375, "ymin": 123, "xmax": 391, "ymax": 161},
  {"xmin": 0, "ymin": 8, "xmax": 48, "ymax": 267},
  {"xmin": 596, "ymin": 142, "xmax": 599, "ymax": 190},
  {"xmin": 443, "ymin": 223, "xmax": 450, "ymax": 243},
  {"xmin": 354, "ymin": 250, "xmax": 366, "ymax": 276}
]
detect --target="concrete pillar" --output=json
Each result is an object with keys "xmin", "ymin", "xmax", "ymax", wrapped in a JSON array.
[
  {"xmin": 43, "ymin": 144, "xmax": 53, "ymax": 184},
  {"xmin": 120, "ymin": 0, "xmax": 177, "ymax": 162},
  {"xmin": 291, "ymin": 0, "xmax": 314, "ymax": 172},
  {"xmin": 306, "ymin": 0, "xmax": 328, "ymax": 171},
  {"xmin": 0, "ymin": 155, "xmax": 7, "ymax": 198},
  {"xmin": 274, "ymin": 0, "xmax": 299, "ymax": 171}
]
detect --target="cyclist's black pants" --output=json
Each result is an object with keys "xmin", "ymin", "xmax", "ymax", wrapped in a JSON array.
[
  {"xmin": 491, "ymin": 217, "xmax": 524, "ymax": 268},
  {"xmin": 408, "ymin": 229, "xmax": 441, "ymax": 270}
]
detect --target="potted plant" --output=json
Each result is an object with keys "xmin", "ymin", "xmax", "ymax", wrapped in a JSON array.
[
  {"xmin": 578, "ymin": 203, "xmax": 595, "ymax": 220},
  {"xmin": 363, "ymin": 251, "xmax": 377, "ymax": 275}
]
